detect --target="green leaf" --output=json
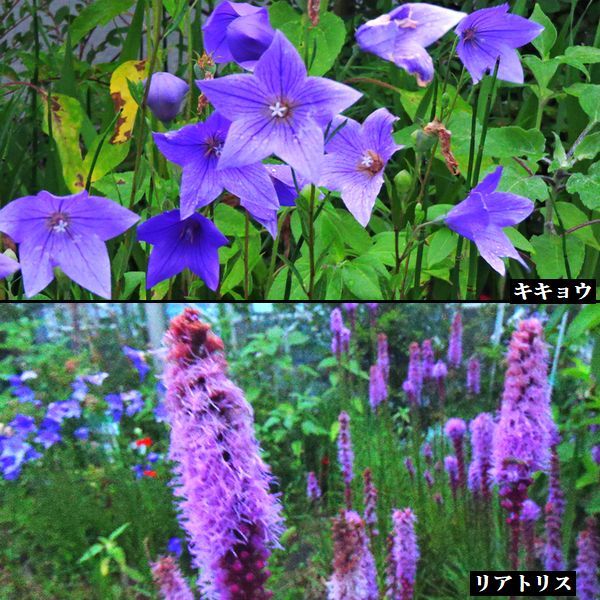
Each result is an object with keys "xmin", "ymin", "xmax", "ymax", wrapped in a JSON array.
[
  {"xmin": 530, "ymin": 233, "xmax": 584, "ymax": 278},
  {"xmin": 484, "ymin": 126, "xmax": 546, "ymax": 160},
  {"xmin": 78, "ymin": 544, "xmax": 103, "ymax": 563},
  {"xmin": 499, "ymin": 166, "xmax": 548, "ymax": 200},
  {"xmin": 107, "ymin": 546, "xmax": 126, "ymax": 566},
  {"xmin": 530, "ymin": 5, "xmax": 556, "ymax": 59},
  {"xmin": 213, "ymin": 204, "xmax": 246, "ymax": 236},
  {"xmin": 573, "ymin": 132, "xmax": 600, "ymax": 162},
  {"xmin": 122, "ymin": 566, "xmax": 144, "ymax": 582},
  {"xmin": 69, "ymin": 0, "xmax": 135, "ymax": 45},
  {"xmin": 504, "ymin": 227, "xmax": 534, "ymax": 253},
  {"xmin": 566, "ymin": 306, "xmax": 600, "ymax": 342},
  {"xmin": 121, "ymin": 272, "xmax": 147, "ymax": 299},
  {"xmin": 566, "ymin": 162, "xmax": 600, "ymax": 210},
  {"xmin": 120, "ymin": 0, "xmax": 145, "ymax": 63},
  {"xmin": 326, "ymin": 266, "xmax": 343, "ymax": 299},
  {"xmin": 330, "ymin": 419, "xmax": 340, "ymax": 442},
  {"xmin": 565, "ymin": 84, "xmax": 600, "ymax": 122},
  {"xmin": 301, "ymin": 420, "xmax": 326, "ymax": 436},
  {"xmin": 553, "ymin": 202, "xmax": 600, "ymax": 250},
  {"xmin": 342, "ymin": 263, "xmax": 383, "ymax": 300},
  {"xmin": 523, "ymin": 55, "xmax": 559, "ymax": 90},
  {"xmin": 565, "ymin": 46, "xmax": 600, "ymax": 64},
  {"xmin": 291, "ymin": 440, "xmax": 303, "ymax": 457},
  {"xmin": 427, "ymin": 229, "xmax": 457, "ymax": 268},
  {"xmin": 108, "ymin": 522, "xmax": 130, "ymax": 541}
]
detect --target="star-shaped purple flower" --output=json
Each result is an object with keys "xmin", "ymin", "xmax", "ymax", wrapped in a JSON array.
[
  {"xmin": 203, "ymin": 1, "xmax": 275, "ymax": 70},
  {"xmin": 320, "ymin": 108, "xmax": 402, "ymax": 226},
  {"xmin": 0, "ymin": 253, "xmax": 19, "ymax": 282},
  {"xmin": 198, "ymin": 31, "xmax": 362, "ymax": 183},
  {"xmin": 444, "ymin": 166, "xmax": 534, "ymax": 276},
  {"xmin": 455, "ymin": 3, "xmax": 544, "ymax": 84},
  {"xmin": 153, "ymin": 112, "xmax": 279, "ymax": 233},
  {"xmin": 0, "ymin": 190, "xmax": 138, "ymax": 298},
  {"xmin": 137, "ymin": 210, "xmax": 228, "ymax": 291},
  {"xmin": 355, "ymin": 3, "xmax": 466, "ymax": 86}
]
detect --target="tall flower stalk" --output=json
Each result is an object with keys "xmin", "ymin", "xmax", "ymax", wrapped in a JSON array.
[
  {"xmin": 151, "ymin": 555, "xmax": 195, "ymax": 600},
  {"xmin": 164, "ymin": 308, "xmax": 284, "ymax": 599},
  {"xmin": 444, "ymin": 418, "xmax": 467, "ymax": 489},
  {"xmin": 576, "ymin": 517, "xmax": 599, "ymax": 600},
  {"xmin": 447, "ymin": 313, "xmax": 462, "ymax": 368},
  {"xmin": 337, "ymin": 411, "xmax": 354, "ymax": 509},
  {"xmin": 388, "ymin": 508, "xmax": 419, "ymax": 600},
  {"xmin": 363, "ymin": 467, "xmax": 379, "ymax": 538},
  {"xmin": 492, "ymin": 318, "xmax": 555, "ymax": 570},
  {"xmin": 468, "ymin": 412, "xmax": 494, "ymax": 501},
  {"xmin": 543, "ymin": 438, "xmax": 565, "ymax": 571}
]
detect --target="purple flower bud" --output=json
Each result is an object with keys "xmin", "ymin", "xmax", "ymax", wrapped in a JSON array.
[
  {"xmin": 421, "ymin": 442, "xmax": 433, "ymax": 464},
  {"xmin": 341, "ymin": 327, "xmax": 351, "ymax": 354},
  {"xmin": 468, "ymin": 413, "xmax": 494, "ymax": 500},
  {"xmin": 544, "ymin": 443, "xmax": 565, "ymax": 571},
  {"xmin": 444, "ymin": 455, "xmax": 459, "ymax": 498},
  {"xmin": 377, "ymin": 333, "xmax": 390, "ymax": 385},
  {"xmin": 337, "ymin": 411, "xmax": 354, "ymax": 508},
  {"xmin": 467, "ymin": 356, "xmax": 481, "ymax": 395},
  {"xmin": 432, "ymin": 360, "xmax": 447, "ymax": 380},
  {"xmin": 369, "ymin": 363, "xmax": 387, "ymax": 411},
  {"xmin": 407, "ymin": 342, "xmax": 422, "ymax": 404},
  {"xmin": 521, "ymin": 499, "xmax": 541, "ymax": 569},
  {"xmin": 404, "ymin": 457, "xmax": 415, "ymax": 479},
  {"xmin": 342, "ymin": 303, "xmax": 359, "ymax": 329},
  {"xmin": 423, "ymin": 469, "xmax": 434, "ymax": 488},
  {"xmin": 521, "ymin": 499, "xmax": 542, "ymax": 523},
  {"xmin": 74, "ymin": 427, "xmax": 89, "ymax": 440},
  {"xmin": 363, "ymin": 468, "xmax": 379, "ymax": 537},
  {"xmin": 444, "ymin": 418, "xmax": 467, "ymax": 489},
  {"xmin": 203, "ymin": 1, "xmax": 275, "ymax": 71},
  {"xmin": 164, "ymin": 308, "xmax": 284, "ymax": 598},
  {"xmin": 447, "ymin": 313, "xmax": 462, "ymax": 368},
  {"xmin": 576, "ymin": 517, "xmax": 599, "ymax": 600},
  {"xmin": 328, "ymin": 510, "xmax": 378, "ymax": 600},
  {"xmin": 421, "ymin": 339, "xmax": 435, "ymax": 381},
  {"xmin": 306, "ymin": 471, "xmax": 321, "ymax": 502},
  {"xmin": 592, "ymin": 445, "xmax": 600, "ymax": 465},
  {"xmin": 151, "ymin": 555, "xmax": 194, "ymax": 600},
  {"xmin": 366, "ymin": 303, "xmax": 378, "ymax": 320},
  {"xmin": 330, "ymin": 307, "xmax": 344, "ymax": 335},
  {"xmin": 389, "ymin": 508, "xmax": 419, "ymax": 600},
  {"xmin": 145, "ymin": 72, "xmax": 189, "ymax": 122},
  {"xmin": 402, "ymin": 380, "xmax": 417, "ymax": 407},
  {"xmin": 167, "ymin": 537, "xmax": 183, "ymax": 558}
]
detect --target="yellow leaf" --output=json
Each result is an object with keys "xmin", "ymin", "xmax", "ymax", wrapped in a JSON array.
[{"xmin": 109, "ymin": 60, "xmax": 147, "ymax": 144}]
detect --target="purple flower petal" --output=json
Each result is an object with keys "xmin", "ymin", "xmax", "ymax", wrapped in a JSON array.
[
  {"xmin": 197, "ymin": 75, "xmax": 267, "ymax": 120},
  {"xmin": 227, "ymin": 10, "xmax": 276, "ymax": 71},
  {"xmin": 179, "ymin": 155, "xmax": 224, "ymax": 218},
  {"xmin": 220, "ymin": 163, "xmax": 279, "ymax": 216},
  {"xmin": 138, "ymin": 210, "xmax": 228, "ymax": 290},
  {"xmin": 216, "ymin": 115, "xmax": 276, "ymax": 170},
  {"xmin": 0, "ymin": 253, "xmax": 19, "ymax": 280}
]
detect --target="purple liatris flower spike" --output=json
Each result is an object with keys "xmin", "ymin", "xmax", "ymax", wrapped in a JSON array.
[
  {"xmin": 467, "ymin": 356, "xmax": 481, "ymax": 395},
  {"xmin": 137, "ymin": 210, "xmax": 229, "ymax": 290},
  {"xmin": 330, "ymin": 308, "xmax": 345, "ymax": 358},
  {"xmin": 447, "ymin": 313, "xmax": 462, "ymax": 368},
  {"xmin": 455, "ymin": 3, "xmax": 544, "ymax": 84},
  {"xmin": 576, "ymin": 517, "xmax": 599, "ymax": 600},
  {"xmin": 389, "ymin": 508, "xmax": 419, "ymax": 600},
  {"xmin": 444, "ymin": 166, "xmax": 534, "ymax": 276},
  {"xmin": 444, "ymin": 455, "xmax": 459, "ymax": 499},
  {"xmin": 363, "ymin": 468, "xmax": 379, "ymax": 537},
  {"xmin": 407, "ymin": 342, "xmax": 422, "ymax": 404},
  {"xmin": 145, "ymin": 72, "xmax": 189, "ymax": 122},
  {"xmin": 592, "ymin": 445, "xmax": 600, "ymax": 465},
  {"xmin": 342, "ymin": 303, "xmax": 359, "ymax": 329},
  {"xmin": 423, "ymin": 469, "xmax": 434, "ymax": 488},
  {"xmin": 521, "ymin": 499, "xmax": 541, "ymax": 569},
  {"xmin": 320, "ymin": 109, "xmax": 402, "ymax": 226},
  {"xmin": 421, "ymin": 442, "xmax": 433, "ymax": 465},
  {"xmin": 432, "ymin": 360, "xmax": 447, "ymax": 407},
  {"xmin": 468, "ymin": 412, "xmax": 494, "ymax": 500},
  {"xmin": 444, "ymin": 418, "xmax": 467, "ymax": 489},
  {"xmin": 356, "ymin": 3, "xmax": 465, "ymax": 86},
  {"xmin": 366, "ymin": 303, "xmax": 378, "ymax": 321},
  {"xmin": 198, "ymin": 31, "xmax": 361, "ymax": 183},
  {"xmin": 164, "ymin": 308, "xmax": 284, "ymax": 598},
  {"xmin": 377, "ymin": 333, "xmax": 390, "ymax": 385},
  {"xmin": 328, "ymin": 510, "xmax": 378, "ymax": 600},
  {"xmin": 369, "ymin": 364, "xmax": 387, "ymax": 411},
  {"xmin": 493, "ymin": 318, "xmax": 555, "ymax": 569},
  {"xmin": 543, "ymin": 439, "xmax": 566, "ymax": 571},
  {"xmin": 0, "ymin": 253, "xmax": 19, "ymax": 281},
  {"xmin": 0, "ymin": 190, "xmax": 138, "ymax": 298},
  {"xmin": 341, "ymin": 327, "xmax": 351, "ymax": 355},
  {"xmin": 203, "ymin": 1, "xmax": 275, "ymax": 71},
  {"xmin": 151, "ymin": 555, "xmax": 194, "ymax": 600},
  {"xmin": 421, "ymin": 339, "xmax": 434, "ymax": 381},
  {"xmin": 337, "ymin": 411, "xmax": 354, "ymax": 509},
  {"xmin": 402, "ymin": 380, "xmax": 417, "ymax": 408},
  {"xmin": 307, "ymin": 471, "xmax": 321, "ymax": 502},
  {"xmin": 153, "ymin": 112, "xmax": 279, "ymax": 229},
  {"xmin": 404, "ymin": 457, "xmax": 415, "ymax": 479}
]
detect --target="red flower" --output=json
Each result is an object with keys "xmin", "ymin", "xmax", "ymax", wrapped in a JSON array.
[
  {"xmin": 136, "ymin": 437, "xmax": 153, "ymax": 447},
  {"xmin": 143, "ymin": 469, "xmax": 157, "ymax": 478}
]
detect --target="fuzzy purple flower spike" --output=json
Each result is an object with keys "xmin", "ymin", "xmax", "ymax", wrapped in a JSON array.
[
  {"xmin": 388, "ymin": 508, "xmax": 419, "ymax": 600},
  {"xmin": 163, "ymin": 308, "xmax": 284, "ymax": 599},
  {"xmin": 444, "ymin": 418, "xmax": 467, "ymax": 489},
  {"xmin": 576, "ymin": 517, "xmax": 599, "ymax": 600},
  {"xmin": 150, "ymin": 555, "xmax": 194, "ymax": 600},
  {"xmin": 337, "ymin": 411, "xmax": 354, "ymax": 509},
  {"xmin": 467, "ymin": 356, "xmax": 481, "ymax": 395},
  {"xmin": 307, "ymin": 471, "xmax": 322, "ymax": 502}
]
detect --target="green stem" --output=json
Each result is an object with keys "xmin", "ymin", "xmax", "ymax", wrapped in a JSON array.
[
  {"xmin": 244, "ymin": 210, "xmax": 250, "ymax": 299},
  {"xmin": 31, "ymin": 0, "xmax": 40, "ymax": 190},
  {"xmin": 308, "ymin": 184, "xmax": 316, "ymax": 299}
]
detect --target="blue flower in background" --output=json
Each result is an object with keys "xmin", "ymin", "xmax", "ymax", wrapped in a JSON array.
[
  {"xmin": 123, "ymin": 390, "xmax": 145, "ymax": 417},
  {"xmin": 105, "ymin": 393, "xmax": 124, "ymax": 422},
  {"xmin": 167, "ymin": 536, "xmax": 183, "ymax": 557},
  {"xmin": 122, "ymin": 345, "xmax": 151, "ymax": 382},
  {"xmin": 34, "ymin": 418, "xmax": 62, "ymax": 449},
  {"xmin": 84, "ymin": 372, "xmax": 109, "ymax": 386},
  {"xmin": 70, "ymin": 377, "xmax": 89, "ymax": 401},
  {"xmin": 9, "ymin": 414, "xmax": 37, "ymax": 437},
  {"xmin": 74, "ymin": 427, "xmax": 89, "ymax": 441}
]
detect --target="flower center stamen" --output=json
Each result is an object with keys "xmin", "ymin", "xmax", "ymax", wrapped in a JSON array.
[
  {"xmin": 463, "ymin": 28, "xmax": 476, "ymax": 41},
  {"xmin": 48, "ymin": 212, "xmax": 70, "ymax": 233},
  {"xmin": 358, "ymin": 150, "xmax": 384, "ymax": 176},
  {"xmin": 269, "ymin": 100, "xmax": 288, "ymax": 119}
]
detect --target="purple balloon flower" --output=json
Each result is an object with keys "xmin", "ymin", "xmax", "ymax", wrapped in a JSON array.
[
  {"xmin": 122, "ymin": 345, "xmax": 150, "ymax": 382},
  {"xmin": 0, "ymin": 190, "xmax": 138, "ymax": 298},
  {"xmin": 145, "ymin": 72, "xmax": 189, "ymax": 122},
  {"xmin": 355, "ymin": 3, "xmax": 465, "ymax": 86},
  {"xmin": 0, "ymin": 253, "xmax": 19, "ymax": 281},
  {"xmin": 137, "ymin": 210, "xmax": 228, "ymax": 291},
  {"xmin": 321, "ymin": 109, "xmax": 402, "ymax": 226},
  {"xmin": 153, "ymin": 112, "xmax": 279, "ymax": 233},
  {"xmin": 34, "ymin": 418, "xmax": 62, "ymax": 449},
  {"xmin": 74, "ymin": 427, "xmax": 89, "ymax": 440},
  {"xmin": 9, "ymin": 414, "xmax": 36, "ymax": 437},
  {"xmin": 456, "ymin": 3, "xmax": 544, "ymax": 84},
  {"xmin": 265, "ymin": 164, "xmax": 309, "ymax": 207},
  {"xmin": 198, "ymin": 31, "xmax": 362, "ymax": 183},
  {"xmin": 203, "ymin": 1, "xmax": 275, "ymax": 71},
  {"xmin": 444, "ymin": 166, "xmax": 534, "ymax": 276}
]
